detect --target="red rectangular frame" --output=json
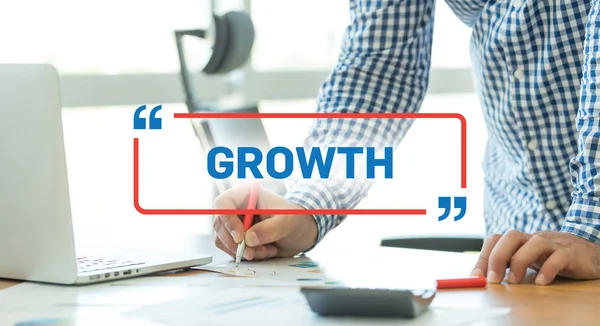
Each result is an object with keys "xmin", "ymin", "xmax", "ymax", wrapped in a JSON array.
[{"xmin": 134, "ymin": 112, "xmax": 466, "ymax": 216}]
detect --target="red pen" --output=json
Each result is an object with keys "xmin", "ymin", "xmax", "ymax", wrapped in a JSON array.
[
  {"xmin": 435, "ymin": 276, "xmax": 487, "ymax": 289},
  {"xmin": 235, "ymin": 180, "xmax": 261, "ymax": 267}
]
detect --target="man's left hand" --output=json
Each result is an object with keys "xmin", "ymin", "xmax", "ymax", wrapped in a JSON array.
[{"xmin": 470, "ymin": 230, "xmax": 600, "ymax": 285}]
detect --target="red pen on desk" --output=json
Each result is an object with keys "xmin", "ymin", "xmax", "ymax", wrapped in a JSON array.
[
  {"xmin": 435, "ymin": 276, "xmax": 487, "ymax": 289},
  {"xmin": 235, "ymin": 180, "xmax": 261, "ymax": 268}
]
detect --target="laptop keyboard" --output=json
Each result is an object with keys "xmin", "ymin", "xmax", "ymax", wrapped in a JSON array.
[{"xmin": 77, "ymin": 256, "xmax": 145, "ymax": 273}]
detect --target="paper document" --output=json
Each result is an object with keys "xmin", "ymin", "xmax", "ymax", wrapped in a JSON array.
[
  {"xmin": 196, "ymin": 254, "xmax": 440, "ymax": 290},
  {"xmin": 124, "ymin": 287, "xmax": 510, "ymax": 326},
  {"xmin": 196, "ymin": 256, "xmax": 347, "ymax": 287},
  {"xmin": 110, "ymin": 271, "xmax": 300, "ymax": 288},
  {"xmin": 0, "ymin": 281, "xmax": 199, "ymax": 326}
]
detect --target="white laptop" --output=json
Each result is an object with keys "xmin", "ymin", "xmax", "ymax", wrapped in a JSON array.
[{"xmin": 0, "ymin": 64, "xmax": 212, "ymax": 285}]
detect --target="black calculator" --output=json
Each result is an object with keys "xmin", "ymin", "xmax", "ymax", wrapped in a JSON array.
[{"xmin": 300, "ymin": 287, "xmax": 436, "ymax": 318}]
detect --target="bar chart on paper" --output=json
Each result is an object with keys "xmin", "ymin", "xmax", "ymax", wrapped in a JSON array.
[{"xmin": 196, "ymin": 257, "xmax": 346, "ymax": 286}]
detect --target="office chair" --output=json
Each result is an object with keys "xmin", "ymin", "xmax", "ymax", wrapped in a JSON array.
[
  {"xmin": 174, "ymin": 12, "xmax": 287, "ymax": 198},
  {"xmin": 380, "ymin": 234, "xmax": 484, "ymax": 252}
]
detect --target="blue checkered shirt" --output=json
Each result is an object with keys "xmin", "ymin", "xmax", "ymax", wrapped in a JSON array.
[{"xmin": 284, "ymin": 0, "xmax": 600, "ymax": 246}]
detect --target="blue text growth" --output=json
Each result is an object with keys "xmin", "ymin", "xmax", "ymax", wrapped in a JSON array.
[{"xmin": 207, "ymin": 146, "xmax": 394, "ymax": 180}]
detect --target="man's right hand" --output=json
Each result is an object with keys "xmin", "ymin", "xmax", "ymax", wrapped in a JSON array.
[{"xmin": 213, "ymin": 183, "xmax": 318, "ymax": 261}]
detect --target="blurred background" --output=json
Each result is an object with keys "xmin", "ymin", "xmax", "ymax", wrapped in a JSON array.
[{"xmin": 1, "ymin": 0, "xmax": 487, "ymax": 252}]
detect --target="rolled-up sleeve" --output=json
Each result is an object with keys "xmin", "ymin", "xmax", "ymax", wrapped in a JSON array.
[
  {"xmin": 284, "ymin": 0, "xmax": 436, "ymax": 247},
  {"xmin": 562, "ymin": 0, "xmax": 600, "ymax": 243}
]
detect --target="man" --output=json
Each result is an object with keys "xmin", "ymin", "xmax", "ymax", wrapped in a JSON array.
[{"xmin": 213, "ymin": 0, "xmax": 600, "ymax": 285}]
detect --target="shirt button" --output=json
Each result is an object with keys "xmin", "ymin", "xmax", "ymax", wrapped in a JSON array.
[
  {"xmin": 545, "ymin": 200, "xmax": 557, "ymax": 210},
  {"xmin": 513, "ymin": 69, "xmax": 525, "ymax": 80},
  {"xmin": 513, "ymin": 0, "xmax": 523, "ymax": 7},
  {"xmin": 527, "ymin": 139, "xmax": 538, "ymax": 151}
]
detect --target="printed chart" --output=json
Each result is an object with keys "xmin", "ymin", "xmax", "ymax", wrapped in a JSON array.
[{"xmin": 196, "ymin": 256, "xmax": 346, "ymax": 287}]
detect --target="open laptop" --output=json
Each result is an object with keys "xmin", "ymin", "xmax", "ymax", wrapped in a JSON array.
[{"xmin": 0, "ymin": 64, "xmax": 212, "ymax": 285}]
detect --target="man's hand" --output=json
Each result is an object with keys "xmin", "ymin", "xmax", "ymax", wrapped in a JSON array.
[
  {"xmin": 470, "ymin": 230, "xmax": 600, "ymax": 285},
  {"xmin": 213, "ymin": 183, "xmax": 318, "ymax": 261}
]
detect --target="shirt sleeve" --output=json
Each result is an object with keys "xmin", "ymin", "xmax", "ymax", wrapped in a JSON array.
[
  {"xmin": 284, "ymin": 0, "xmax": 436, "ymax": 248},
  {"xmin": 562, "ymin": 0, "xmax": 600, "ymax": 243}
]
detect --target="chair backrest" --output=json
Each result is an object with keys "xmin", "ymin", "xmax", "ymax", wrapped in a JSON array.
[{"xmin": 175, "ymin": 16, "xmax": 285, "ymax": 197}]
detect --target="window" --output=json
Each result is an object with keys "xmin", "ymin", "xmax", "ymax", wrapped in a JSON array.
[
  {"xmin": 430, "ymin": 1, "xmax": 473, "ymax": 68},
  {"xmin": 251, "ymin": 0, "xmax": 349, "ymax": 71},
  {"xmin": 2, "ymin": 1, "xmax": 471, "ymax": 72},
  {"xmin": 1, "ymin": 0, "xmax": 212, "ymax": 74},
  {"xmin": 251, "ymin": 0, "xmax": 473, "ymax": 71}
]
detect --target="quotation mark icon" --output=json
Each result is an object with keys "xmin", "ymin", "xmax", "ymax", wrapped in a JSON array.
[
  {"xmin": 438, "ymin": 196, "xmax": 467, "ymax": 221},
  {"xmin": 133, "ymin": 105, "xmax": 163, "ymax": 130}
]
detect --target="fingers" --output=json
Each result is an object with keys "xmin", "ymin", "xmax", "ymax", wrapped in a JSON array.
[
  {"xmin": 235, "ymin": 244, "xmax": 278, "ymax": 261},
  {"xmin": 213, "ymin": 182, "xmax": 303, "ymax": 261},
  {"xmin": 507, "ymin": 233, "xmax": 555, "ymax": 284},
  {"xmin": 219, "ymin": 215, "xmax": 244, "ymax": 243},
  {"xmin": 214, "ymin": 186, "xmax": 250, "ymax": 244},
  {"xmin": 248, "ymin": 244, "xmax": 279, "ymax": 260},
  {"xmin": 213, "ymin": 216, "xmax": 240, "ymax": 255},
  {"xmin": 471, "ymin": 233, "xmax": 502, "ymax": 277},
  {"xmin": 535, "ymin": 250, "xmax": 569, "ymax": 285},
  {"xmin": 487, "ymin": 230, "xmax": 532, "ymax": 283},
  {"xmin": 213, "ymin": 229, "xmax": 277, "ymax": 261},
  {"xmin": 214, "ymin": 235, "xmax": 235, "ymax": 258},
  {"xmin": 245, "ymin": 215, "xmax": 288, "ymax": 247},
  {"xmin": 471, "ymin": 231, "xmax": 592, "ymax": 286}
]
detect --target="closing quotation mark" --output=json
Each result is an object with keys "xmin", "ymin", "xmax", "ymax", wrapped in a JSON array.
[
  {"xmin": 438, "ymin": 196, "xmax": 467, "ymax": 221},
  {"xmin": 133, "ymin": 105, "xmax": 163, "ymax": 130}
]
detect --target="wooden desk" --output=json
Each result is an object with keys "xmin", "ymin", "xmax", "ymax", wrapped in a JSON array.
[
  {"xmin": 436, "ymin": 279, "xmax": 600, "ymax": 325},
  {"xmin": 1, "ymin": 245, "xmax": 599, "ymax": 325},
  {"xmin": 0, "ymin": 279, "xmax": 17, "ymax": 290}
]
